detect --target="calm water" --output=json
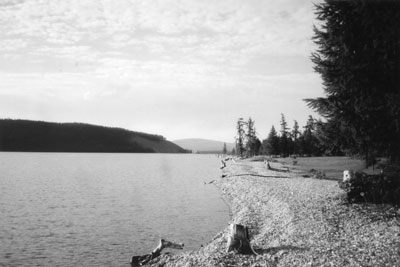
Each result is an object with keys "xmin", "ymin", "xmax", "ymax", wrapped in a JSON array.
[{"xmin": 0, "ymin": 153, "xmax": 229, "ymax": 267}]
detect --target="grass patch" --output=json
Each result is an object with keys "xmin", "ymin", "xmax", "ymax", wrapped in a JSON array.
[{"xmin": 275, "ymin": 156, "xmax": 366, "ymax": 180}]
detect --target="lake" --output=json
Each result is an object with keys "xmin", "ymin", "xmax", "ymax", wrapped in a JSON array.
[{"xmin": 0, "ymin": 153, "xmax": 229, "ymax": 267}]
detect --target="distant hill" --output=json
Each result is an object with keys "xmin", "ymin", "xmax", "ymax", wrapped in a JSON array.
[
  {"xmin": 0, "ymin": 119, "xmax": 187, "ymax": 153},
  {"xmin": 172, "ymin": 138, "xmax": 235, "ymax": 153}
]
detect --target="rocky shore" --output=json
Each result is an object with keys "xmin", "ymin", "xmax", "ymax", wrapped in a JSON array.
[{"xmin": 146, "ymin": 159, "xmax": 400, "ymax": 267}]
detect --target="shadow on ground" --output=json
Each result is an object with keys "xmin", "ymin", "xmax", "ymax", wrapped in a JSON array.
[{"xmin": 254, "ymin": 245, "xmax": 309, "ymax": 255}]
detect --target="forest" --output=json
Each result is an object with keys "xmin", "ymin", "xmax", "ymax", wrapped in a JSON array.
[
  {"xmin": 233, "ymin": 115, "xmax": 328, "ymax": 158},
  {"xmin": 234, "ymin": 0, "xmax": 400, "ymax": 169},
  {"xmin": 0, "ymin": 119, "xmax": 186, "ymax": 153}
]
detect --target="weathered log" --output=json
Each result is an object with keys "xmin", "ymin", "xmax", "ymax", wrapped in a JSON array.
[
  {"xmin": 226, "ymin": 224, "xmax": 254, "ymax": 254},
  {"xmin": 130, "ymin": 239, "xmax": 184, "ymax": 266},
  {"xmin": 265, "ymin": 161, "xmax": 289, "ymax": 172},
  {"xmin": 220, "ymin": 159, "xmax": 227, "ymax": 169}
]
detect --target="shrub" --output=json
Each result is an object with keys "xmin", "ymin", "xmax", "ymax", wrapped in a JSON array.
[{"xmin": 339, "ymin": 172, "xmax": 400, "ymax": 205}]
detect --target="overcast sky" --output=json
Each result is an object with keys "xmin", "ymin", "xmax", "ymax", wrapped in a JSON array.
[{"xmin": 0, "ymin": 0, "xmax": 324, "ymax": 142}]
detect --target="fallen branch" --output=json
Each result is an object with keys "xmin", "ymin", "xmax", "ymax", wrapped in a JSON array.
[
  {"xmin": 224, "ymin": 173, "xmax": 289, "ymax": 179},
  {"xmin": 130, "ymin": 239, "xmax": 184, "ymax": 266}
]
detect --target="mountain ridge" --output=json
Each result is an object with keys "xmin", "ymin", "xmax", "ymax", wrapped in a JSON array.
[{"xmin": 0, "ymin": 119, "xmax": 186, "ymax": 153}]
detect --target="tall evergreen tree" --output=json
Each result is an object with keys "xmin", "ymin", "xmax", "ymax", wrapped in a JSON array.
[
  {"xmin": 253, "ymin": 138, "xmax": 262, "ymax": 156},
  {"xmin": 291, "ymin": 120, "xmax": 300, "ymax": 154},
  {"xmin": 279, "ymin": 114, "xmax": 290, "ymax": 157},
  {"xmin": 222, "ymin": 142, "xmax": 227, "ymax": 154},
  {"xmin": 235, "ymin": 118, "xmax": 246, "ymax": 157},
  {"xmin": 262, "ymin": 126, "xmax": 280, "ymax": 155},
  {"xmin": 306, "ymin": 0, "xmax": 400, "ymax": 165},
  {"xmin": 313, "ymin": 119, "xmax": 345, "ymax": 156},
  {"xmin": 245, "ymin": 117, "xmax": 259, "ymax": 156},
  {"xmin": 299, "ymin": 115, "xmax": 321, "ymax": 156}
]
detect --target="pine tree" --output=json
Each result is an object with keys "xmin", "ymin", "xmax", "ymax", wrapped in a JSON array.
[
  {"xmin": 313, "ymin": 119, "xmax": 345, "ymax": 156},
  {"xmin": 222, "ymin": 142, "xmax": 227, "ymax": 154},
  {"xmin": 300, "ymin": 115, "xmax": 321, "ymax": 156},
  {"xmin": 253, "ymin": 138, "xmax": 262, "ymax": 156},
  {"xmin": 291, "ymin": 120, "xmax": 300, "ymax": 155},
  {"xmin": 306, "ymin": 0, "xmax": 400, "ymax": 165},
  {"xmin": 245, "ymin": 117, "xmax": 258, "ymax": 156},
  {"xmin": 262, "ymin": 126, "xmax": 280, "ymax": 156},
  {"xmin": 235, "ymin": 118, "xmax": 246, "ymax": 157},
  {"xmin": 279, "ymin": 114, "xmax": 290, "ymax": 157}
]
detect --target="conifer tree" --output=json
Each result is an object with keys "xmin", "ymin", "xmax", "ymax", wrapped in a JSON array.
[
  {"xmin": 245, "ymin": 117, "xmax": 258, "ymax": 156},
  {"xmin": 306, "ymin": 0, "xmax": 400, "ymax": 165},
  {"xmin": 291, "ymin": 120, "xmax": 300, "ymax": 155},
  {"xmin": 300, "ymin": 115, "xmax": 321, "ymax": 156},
  {"xmin": 262, "ymin": 126, "xmax": 280, "ymax": 156},
  {"xmin": 235, "ymin": 118, "xmax": 246, "ymax": 157},
  {"xmin": 279, "ymin": 114, "xmax": 290, "ymax": 157}
]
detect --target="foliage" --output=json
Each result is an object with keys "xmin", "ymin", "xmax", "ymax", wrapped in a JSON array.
[
  {"xmin": 245, "ymin": 117, "xmax": 261, "ymax": 156},
  {"xmin": 260, "ymin": 114, "xmax": 326, "ymax": 157},
  {"xmin": 262, "ymin": 126, "xmax": 280, "ymax": 156},
  {"xmin": 298, "ymin": 115, "xmax": 323, "ymax": 156},
  {"xmin": 291, "ymin": 120, "xmax": 300, "ymax": 154},
  {"xmin": 0, "ymin": 119, "xmax": 185, "ymax": 153},
  {"xmin": 313, "ymin": 119, "xmax": 347, "ymax": 156},
  {"xmin": 339, "ymin": 172, "xmax": 400, "ymax": 205},
  {"xmin": 279, "ymin": 114, "xmax": 290, "ymax": 157},
  {"xmin": 306, "ymin": 0, "xmax": 400, "ymax": 165},
  {"xmin": 235, "ymin": 118, "xmax": 246, "ymax": 157},
  {"xmin": 222, "ymin": 142, "xmax": 227, "ymax": 154},
  {"xmin": 235, "ymin": 117, "xmax": 261, "ymax": 157}
]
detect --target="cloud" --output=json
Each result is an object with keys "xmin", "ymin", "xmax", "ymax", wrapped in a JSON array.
[
  {"xmin": 0, "ymin": 38, "xmax": 28, "ymax": 52},
  {"xmin": 0, "ymin": 0, "xmax": 317, "ymax": 72},
  {"xmin": 0, "ymin": 0, "xmax": 323, "ymax": 140}
]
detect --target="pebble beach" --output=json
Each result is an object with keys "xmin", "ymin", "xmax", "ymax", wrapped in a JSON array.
[{"xmin": 145, "ymin": 159, "xmax": 400, "ymax": 267}]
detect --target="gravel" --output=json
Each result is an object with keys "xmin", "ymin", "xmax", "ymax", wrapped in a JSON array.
[{"xmin": 145, "ymin": 159, "xmax": 400, "ymax": 267}]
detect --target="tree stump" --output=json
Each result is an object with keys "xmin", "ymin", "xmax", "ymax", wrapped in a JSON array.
[{"xmin": 226, "ymin": 224, "xmax": 254, "ymax": 254}]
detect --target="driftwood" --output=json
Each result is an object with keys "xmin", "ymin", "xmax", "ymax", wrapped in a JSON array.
[
  {"xmin": 265, "ymin": 161, "xmax": 290, "ymax": 172},
  {"xmin": 130, "ymin": 239, "xmax": 184, "ymax": 266},
  {"xmin": 224, "ymin": 173, "xmax": 289, "ymax": 179},
  {"xmin": 220, "ymin": 159, "xmax": 227, "ymax": 169},
  {"xmin": 226, "ymin": 224, "xmax": 254, "ymax": 254}
]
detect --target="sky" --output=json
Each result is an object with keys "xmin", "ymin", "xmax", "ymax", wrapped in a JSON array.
[{"xmin": 0, "ymin": 0, "xmax": 324, "ymax": 142}]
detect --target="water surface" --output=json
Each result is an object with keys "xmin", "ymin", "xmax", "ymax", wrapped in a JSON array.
[{"xmin": 0, "ymin": 153, "xmax": 229, "ymax": 266}]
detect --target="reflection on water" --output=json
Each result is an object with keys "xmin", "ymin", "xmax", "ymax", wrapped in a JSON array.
[{"xmin": 0, "ymin": 153, "xmax": 229, "ymax": 267}]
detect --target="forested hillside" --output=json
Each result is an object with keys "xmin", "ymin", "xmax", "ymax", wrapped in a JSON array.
[{"xmin": 0, "ymin": 119, "xmax": 186, "ymax": 153}]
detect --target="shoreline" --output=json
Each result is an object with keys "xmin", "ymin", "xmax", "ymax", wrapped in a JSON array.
[
  {"xmin": 146, "ymin": 159, "xmax": 400, "ymax": 267},
  {"xmin": 217, "ymin": 190, "xmax": 234, "ymax": 220}
]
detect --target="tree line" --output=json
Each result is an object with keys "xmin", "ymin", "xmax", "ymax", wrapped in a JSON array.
[
  {"xmin": 306, "ymin": 0, "xmax": 400, "ymax": 167},
  {"xmin": 233, "ymin": 114, "xmax": 326, "ymax": 158},
  {"xmin": 233, "ymin": 0, "xmax": 400, "ymax": 168}
]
